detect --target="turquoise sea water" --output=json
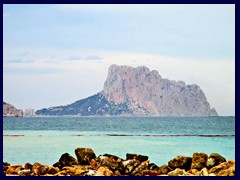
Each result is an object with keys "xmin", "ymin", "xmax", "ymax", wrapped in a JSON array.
[{"xmin": 3, "ymin": 116, "xmax": 235, "ymax": 166}]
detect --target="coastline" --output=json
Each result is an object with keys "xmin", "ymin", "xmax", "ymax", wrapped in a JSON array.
[{"xmin": 3, "ymin": 147, "xmax": 235, "ymax": 176}]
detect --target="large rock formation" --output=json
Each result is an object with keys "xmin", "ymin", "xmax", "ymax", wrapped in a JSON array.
[
  {"xmin": 35, "ymin": 65, "xmax": 218, "ymax": 116},
  {"xmin": 3, "ymin": 101, "xmax": 23, "ymax": 117}
]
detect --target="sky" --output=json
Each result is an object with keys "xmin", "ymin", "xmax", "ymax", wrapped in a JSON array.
[{"xmin": 3, "ymin": 4, "xmax": 235, "ymax": 116}]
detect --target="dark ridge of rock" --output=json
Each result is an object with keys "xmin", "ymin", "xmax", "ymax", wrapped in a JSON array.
[
  {"xmin": 3, "ymin": 101, "xmax": 23, "ymax": 117},
  {"xmin": 35, "ymin": 65, "xmax": 218, "ymax": 116},
  {"xmin": 35, "ymin": 93, "xmax": 132, "ymax": 116}
]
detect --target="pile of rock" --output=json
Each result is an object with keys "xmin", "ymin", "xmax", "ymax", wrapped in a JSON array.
[{"xmin": 3, "ymin": 147, "xmax": 235, "ymax": 176}]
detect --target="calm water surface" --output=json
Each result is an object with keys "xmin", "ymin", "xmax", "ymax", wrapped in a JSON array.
[{"xmin": 3, "ymin": 116, "xmax": 235, "ymax": 166}]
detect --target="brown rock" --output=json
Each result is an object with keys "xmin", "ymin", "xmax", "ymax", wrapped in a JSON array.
[
  {"xmin": 103, "ymin": 154, "xmax": 122, "ymax": 161},
  {"xmin": 90, "ymin": 159, "xmax": 99, "ymax": 170},
  {"xmin": 32, "ymin": 162, "xmax": 44, "ymax": 176},
  {"xmin": 6, "ymin": 165, "xmax": 23, "ymax": 175},
  {"xmin": 158, "ymin": 164, "xmax": 172, "ymax": 175},
  {"xmin": 63, "ymin": 166, "xmax": 77, "ymax": 173},
  {"xmin": 187, "ymin": 168, "xmax": 199, "ymax": 175},
  {"xmin": 47, "ymin": 166, "xmax": 59, "ymax": 174},
  {"xmin": 167, "ymin": 168, "xmax": 194, "ymax": 176},
  {"xmin": 18, "ymin": 169, "xmax": 31, "ymax": 176},
  {"xmin": 114, "ymin": 170, "xmax": 122, "ymax": 176},
  {"xmin": 131, "ymin": 160, "xmax": 149, "ymax": 175},
  {"xmin": 54, "ymin": 153, "xmax": 78, "ymax": 169},
  {"xmin": 136, "ymin": 170, "xmax": 160, "ymax": 176},
  {"xmin": 199, "ymin": 167, "xmax": 209, "ymax": 176},
  {"xmin": 94, "ymin": 166, "xmax": 113, "ymax": 176},
  {"xmin": 209, "ymin": 160, "xmax": 235, "ymax": 176},
  {"xmin": 3, "ymin": 162, "xmax": 10, "ymax": 175},
  {"xmin": 148, "ymin": 163, "xmax": 159, "ymax": 170},
  {"xmin": 75, "ymin": 147, "xmax": 96, "ymax": 165},
  {"xmin": 206, "ymin": 153, "xmax": 226, "ymax": 168},
  {"xmin": 217, "ymin": 167, "xmax": 235, "ymax": 176},
  {"xmin": 122, "ymin": 159, "xmax": 141, "ymax": 174},
  {"xmin": 24, "ymin": 162, "xmax": 33, "ymax": 170},
  {"xmin": 168, "ymin": 155, "xmax": 192, "ymax": 170},
  {"xmin": 98, "ymin": 155, "xmax": 124, "ymax": 172},
  {"xmin": 126, "ymin": 153, "xmax": 148, "ymax": 163},
  {"xmin": 191, "ymin": 152, "xmax": 208, "ymax": 170}
]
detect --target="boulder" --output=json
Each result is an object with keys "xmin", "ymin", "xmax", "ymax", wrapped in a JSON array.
[
  {"xmin": 32, "ymin": 162, "xmax": 49, "ymax": 176},
  {"xmin": 3, "ymin": 162, "xmax": 10, "ymax": 175},
  {"xmin": 191, "ymin": 152, "xmax": 208, "ymax": 170},
  {"xmin": 198, "ymin": 167, "xmax": 209, "ymax": 176},
  {"xmin": 94, "ymin": 166, "xmax": 113, "ymax": 176},
  {"xmin": 206, "ymin": 153, "xmax": 226, "ymax": 168},
  {"xmin": 90, "ymin": 159, "xmax": 99, "ymax": 170},
  {"xmin": 135, "ymin": 170, "xmax": 159, "ymax": 176},
  {"xmin": 168, "ymin": 155, "xmax": 192, "ymax": 170},
  {"xmin": 114, "ymin": 170, "xmax": 122, "ymax": 176},
  {"xmin": 122, "ymin": 159, "xmax": 141, "ymax": 174},
  {"xmin": 24, "ymin": 162, "xmax": 33, "ymax": 170},
  {"xmin": 126, "ymin": 153, "xmax": 148, "ymax": 163},
  {"xmin": 167, "ymin": 168, "xmax": 193, "ymax": 176},
  {"xmin": 61, "ymin": 166, "xmax": 87, "ymax": 176},
  {"xmin": 158, "ymin": 164, "xmax": 172, "ymax": 175},
  {"xmin": 53, "ymin": 153, "xmax": 78, "ymax": 169},
  {"xmin": 6, "ymin": 164, "xmax": 23, "ymax": 175},
  {"xmin": 75, "ymin": 148, "xmax": 96, "ymax": 165},
  {"xmin": 209, "ymin": 160, "xmax": 235, "ymax": 176},
  {"xmin": 98, "ymin": 155, "xmax": 124, "ymax": 172},
  {"xmin": 131, "ymin": 160, "xmax": 149, "ymax": 176},
  {"xmin": 148, "ymin": 163, "xmax": 159, "ymax": 170},
  {"xmin": 187, "ymin": 168, "xmax": 199, "ymax": 175},
  {"xmin": 47, "ymin": 166, "xmax": 60, "ymax": 174},
  {"xmin": 18, "ymin": 169, "xmax": 31, "ymax": 176}
]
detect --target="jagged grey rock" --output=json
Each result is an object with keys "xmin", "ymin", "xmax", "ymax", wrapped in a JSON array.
[{"xmin": 36, "ymin": 64, "xmax": 218, "ymax": 116}]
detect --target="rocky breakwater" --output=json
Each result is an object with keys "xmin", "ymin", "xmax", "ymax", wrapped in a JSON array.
[
  {"xmin": 3, "ymin": 101, "xmax": 23, "ymax": 117},
  {"xmin": 3, "ymin": 148, "xmax": 235, "ymax": 176}
]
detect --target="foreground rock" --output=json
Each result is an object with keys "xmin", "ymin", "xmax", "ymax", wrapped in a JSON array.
[
  {"xmin": 36, "ymin": 64, "xmax": 218, "ymax": 116},
  {"xmin": 4, "ymin": 148, "xmax": 234, "ymax": 176},
  {"xmin": 3, "ymin": 101, "xmax": 23, "ymax": 117}
]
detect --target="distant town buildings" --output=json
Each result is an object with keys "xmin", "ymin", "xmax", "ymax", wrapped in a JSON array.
[{"xmin": 24, "ymin": 109, "xmax": 35, "ymax": 116}]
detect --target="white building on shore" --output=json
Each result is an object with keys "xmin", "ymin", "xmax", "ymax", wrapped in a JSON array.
[{"xmin": 24, "ymin": 109, "xmax": 36, "ymax": 116}]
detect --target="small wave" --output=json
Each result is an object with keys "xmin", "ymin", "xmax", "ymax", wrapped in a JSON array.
[
  {"xmin": 69, "ymin": 134, "xmax": 235, "ymax": 137},
  {"xmin": 105, "ymin": 134, "xmax": 235, "ymax": 137},
  {"xmin": 70, "ymin": 134, "xmax": 102, "ymax": 136},
  {"xmin": 3, "ymin": 134, "xmax": 25, "ymax": 137}
]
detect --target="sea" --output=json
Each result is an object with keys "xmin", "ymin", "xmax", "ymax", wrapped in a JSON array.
[{"xmin": 3, "ymin": 116, "xmax": 235, "ymax": 167}]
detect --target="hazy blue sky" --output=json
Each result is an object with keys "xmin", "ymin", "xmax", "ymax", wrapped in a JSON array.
[{"xmin": 3, "ymin": 4, "xmax": 235, "ymax": 115}]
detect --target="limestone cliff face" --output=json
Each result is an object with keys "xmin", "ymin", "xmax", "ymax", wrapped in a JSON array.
[
  {"xmin": 102, "ymin": 64, "xmax": 217, "ymax": 116},
  {"xmin": 36, "ymin": 64, "xmax": 218, "ymax": 116},
  {"xmin": 3, "ymin": 101, "xmax": 23, "ymax": 117}
]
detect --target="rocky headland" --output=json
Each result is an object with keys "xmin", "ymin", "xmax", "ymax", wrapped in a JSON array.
[
  {"xmin": 3, "ymin": 101, "xmax": 23, "ymax": 117},
  {"xmin": 3, "ymin": 147, "xmax": 234, "ymax": 176},
  {"xmin": 36, "ymin": 65, "xmax": 218, "ymax": 116}
]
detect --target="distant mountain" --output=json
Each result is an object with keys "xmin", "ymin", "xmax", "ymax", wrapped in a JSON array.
[
  {"xmin": 36, "ymin": 65, "xmax": 218, "ymax": 116},
  {"xmin": 3, "ymin": 101, "xmax": 23, "ymax": 117}
]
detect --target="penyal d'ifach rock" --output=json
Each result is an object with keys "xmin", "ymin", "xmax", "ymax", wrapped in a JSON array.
[{"xmin": 35, "ymin": 65, "xmax": 218, "ymax": 116}]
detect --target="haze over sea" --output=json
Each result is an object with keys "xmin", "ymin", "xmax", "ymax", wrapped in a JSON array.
[{"xmin": 3, "ymin": 116, "xmax": 235, "ymax": 166}]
